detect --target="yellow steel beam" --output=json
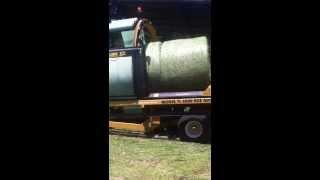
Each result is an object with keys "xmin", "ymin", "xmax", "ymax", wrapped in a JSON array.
[
  {"xmin": 109, "ymin": 117, "xmax": 161, "ymax": 133},
  {"xmin": 109, "ymin": 121, "xmax": 146, "ymax": 132}
]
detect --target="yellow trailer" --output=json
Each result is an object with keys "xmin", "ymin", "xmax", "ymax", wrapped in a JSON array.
[{"xmin": 109, "ymin": 85, "xmax": 211, "ymax": 143}]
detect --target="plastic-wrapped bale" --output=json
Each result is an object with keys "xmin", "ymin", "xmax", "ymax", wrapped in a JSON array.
[
  {"xmin": 145, "ymin": 41, "xmax": 162, "ymax": 92},
  {"xmin": 146, "ymin": 36, "xmax": 211, "ymax": 92}
]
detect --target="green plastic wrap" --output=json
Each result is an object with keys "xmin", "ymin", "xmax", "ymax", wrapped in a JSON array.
[
  {"xmin": 146, "ymin": 36, "xmax": 210, "ymax": 92},
  {"xmin": 145, "ymin": 42, "xmax": 162, "ymax": 92}
]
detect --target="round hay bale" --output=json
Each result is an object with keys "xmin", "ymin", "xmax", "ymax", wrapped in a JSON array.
[
  {"xmin": 159, "ymin": 36, "xmax": 210, "ymax": 91},
  {"xmin": 145, "ymin": 42, "xmax": 162, "ymax": 92}
]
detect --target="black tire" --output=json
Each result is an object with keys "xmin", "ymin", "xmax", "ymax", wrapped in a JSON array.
[{"xmin": 178, "ymin": 118, "xmax": 209, "ymax": 143}]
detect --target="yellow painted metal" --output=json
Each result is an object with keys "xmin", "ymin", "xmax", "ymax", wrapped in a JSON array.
[
  {"xmin": 109, "ymin": 116, "xmax": 161, "ymax": 133},
  {"xmin": 109, "ymin": 121, "xmax": 146, "ymax": 132},
  {"xmin": 203, "ymin": 85, "xmax": 211, "ymax": 96}
]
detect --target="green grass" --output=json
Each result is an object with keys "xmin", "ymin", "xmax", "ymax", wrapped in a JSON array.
[{"xmin": 109, "ymin": 135, "xmax": 211, "ymax": 180}]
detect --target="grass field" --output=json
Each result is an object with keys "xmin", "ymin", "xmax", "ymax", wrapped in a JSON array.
[{"xmin": 109, "ymin": 135, "xmax": 211, "ymax": 180}]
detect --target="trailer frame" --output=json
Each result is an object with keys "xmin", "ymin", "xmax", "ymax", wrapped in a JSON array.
[{"xmin": 109, "ymin": 86, "xmax": 212, "ymax": 142}]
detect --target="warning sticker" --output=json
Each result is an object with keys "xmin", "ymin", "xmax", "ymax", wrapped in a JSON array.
[{"xmin": 160, "ymin": 98, "xmax": 211, "ymax": 105}]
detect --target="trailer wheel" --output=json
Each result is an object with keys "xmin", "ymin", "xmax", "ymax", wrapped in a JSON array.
[{"xmin": 178, "ymin": 118, "xmax": 208, "ymax": 143}]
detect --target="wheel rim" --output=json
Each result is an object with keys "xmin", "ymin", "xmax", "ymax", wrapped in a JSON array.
[{"xmin": 184, "ymin": 120, "xmax": 204, "ymax": 139}]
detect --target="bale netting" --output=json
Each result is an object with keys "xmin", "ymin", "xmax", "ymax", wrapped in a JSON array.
[{"xmin": 146, "ymin": 36, "xmax": 211, "ymax": 92}]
